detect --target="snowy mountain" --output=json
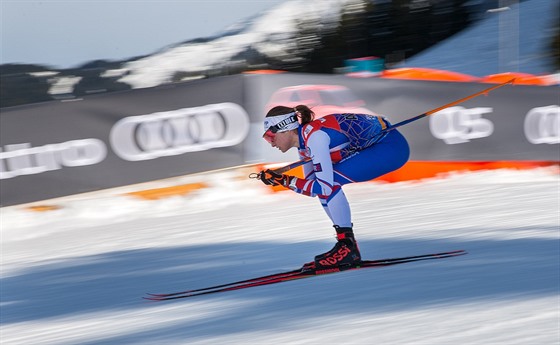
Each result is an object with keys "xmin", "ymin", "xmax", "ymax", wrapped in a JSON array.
[
  {"xmin": 113, "ymin": 0, "xmax": 558, "ymax": 89},
  {"xmin": 117, "ymin": 0, "xmax": 353, "ymax": 89},
  {"xmin": 2, "ymin": 0, "xmax": 557, "ymax": 108}
]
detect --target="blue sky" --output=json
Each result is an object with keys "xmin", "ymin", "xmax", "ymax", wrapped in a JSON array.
[{"xmin": 1, "ymin": 0, "xmax": 284, "ymax": 69}]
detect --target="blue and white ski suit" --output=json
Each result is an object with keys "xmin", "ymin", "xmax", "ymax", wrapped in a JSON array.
[{"xmin": 286, "ymin": 113, "xmax": 410, "ymax": 227}]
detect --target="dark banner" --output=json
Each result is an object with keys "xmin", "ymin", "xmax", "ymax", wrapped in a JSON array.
[
  {"xmin": 1, "ymin": 73, "xmax": 558, "ymax": 206},
  {"xmin": 244, "ymin": 73, "xmax": 559, "ymax": 162},
  {"xmin": 1, "ymin": 76, "xmax": 248, "ymax": 206}
]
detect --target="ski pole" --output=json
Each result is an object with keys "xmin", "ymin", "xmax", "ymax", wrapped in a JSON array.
[
  {"xmin": 381, "ymin": 78, "xmax": 515, "ymax": 133},
  {"xmin": 263, "ymin": 78, "xmax": 515, "ymax": 175}
]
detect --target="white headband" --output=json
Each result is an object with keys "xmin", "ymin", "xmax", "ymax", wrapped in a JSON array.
[{"xmin": 263, "ymin": 112, "xmax": 299, "ymax": 133}]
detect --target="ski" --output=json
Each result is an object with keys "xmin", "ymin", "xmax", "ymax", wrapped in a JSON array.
[
  {"xmin": 146, "ymin": 268, "xmax": 304, "ymax": 298},
  {"xmin": 144, "ymin": 249, "xmax": 466, "ymax": 301}
]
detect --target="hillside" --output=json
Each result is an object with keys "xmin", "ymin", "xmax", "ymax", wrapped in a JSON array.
[{"xmin": 1, "ymin": 0, "xmax": 557, "ymax": 108}]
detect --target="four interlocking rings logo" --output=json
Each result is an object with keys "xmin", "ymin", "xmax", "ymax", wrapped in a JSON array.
[
  {"xmin": 110, "ymin": 103, "xmax": 250, "ymax": 161},
  {"xmin": 1, "ymin": 103, "xmax": 556, "ymax": 180},
  {"xmin": 524, "ymin": 106, "xmax": 560, "ymax": 144}
]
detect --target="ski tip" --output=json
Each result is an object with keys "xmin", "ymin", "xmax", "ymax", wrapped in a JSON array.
[
  {"xmin": 433, "ymin": 249, "xmax": 467, "ymax": 255},
  {"xmin": 434, "ymin": 249, "xmax": 468, "ymax": 257},
  {"xmin": 145, "ymin": 292, "xmax": 169, "ymax": 297},
  {"xmin": 144, "ymin": 292, "xmax": 177, "ymax": 300},
  {"xmin": 145, "ymin": 291, "xmax": 194, "ymax": 298},
  {"xmin": 143, "ymin": 296, "xmax": 163, "ymax": 301}
]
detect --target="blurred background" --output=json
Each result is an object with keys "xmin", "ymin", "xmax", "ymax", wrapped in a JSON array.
[
  {"xmin": 2, "ymin": 0, "xmax": 559, "ymax": 206},
  {"xmin": 1, "ymin": 0, "xmax": 558, "ymax": 107}
]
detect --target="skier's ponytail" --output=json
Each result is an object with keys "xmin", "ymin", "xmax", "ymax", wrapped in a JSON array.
[{"xmin": 294, "ymin": 105, "xmax": 314, "ymax": 125}]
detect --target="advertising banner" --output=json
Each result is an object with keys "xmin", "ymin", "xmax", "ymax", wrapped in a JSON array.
[
  {"xmin": 1, "ymin": 73, "xmax": 558, "ymax": 206},
  {"xmin": 244, "ymin": 73, "xmax": 559, "ymax": 163},
  {"xmin": 1, "ymin": 76, "xmax": 249, "ymax": 206}
]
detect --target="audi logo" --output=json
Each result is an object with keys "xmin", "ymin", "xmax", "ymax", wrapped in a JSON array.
[
  {"xmin": 110, "ymin": 103, "xmax": 250, "ymax": 161},
  {"xmin": 524, "ymin": 105, "xmax": 560, "ymax": 144}
]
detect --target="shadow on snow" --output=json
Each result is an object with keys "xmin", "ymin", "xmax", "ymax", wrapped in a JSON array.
[{"xmin": 1, "ymin": 226, "xmax": 559, "ymax": 343}]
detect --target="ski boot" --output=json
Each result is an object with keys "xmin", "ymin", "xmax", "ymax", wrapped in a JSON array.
[{"xmin": 302, "ymin": 226, "xmax": 362, "ymax": 271}]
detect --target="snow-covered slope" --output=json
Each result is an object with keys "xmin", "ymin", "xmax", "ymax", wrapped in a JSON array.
[
  {"xmin": 114, "ymin": 0, "xmax": 558, "ymax": 90},
  {"xmin": 118, "ymin": 0, "xmax": 352, "ymax": 89},
  {"xmin": 1, "ymin": 167, "xmax": 559, "ymax": 344}
]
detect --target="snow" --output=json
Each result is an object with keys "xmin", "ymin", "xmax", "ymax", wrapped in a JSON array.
[
  {"xmin": 114, "ymin": 0, "xmax": 558, "ymax": 90},
  {"xmin": 1, "ymin": 167, "xmax": 559, "ymax": 344},
  {"xmin": 117, "ymin": 0, "xmax": 353, "ymax": 89}
]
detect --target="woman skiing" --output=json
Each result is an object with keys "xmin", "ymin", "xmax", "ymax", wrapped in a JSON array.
[{"xmin": 258, "ymin": 105, "xmax": 410, "ymax": 270}]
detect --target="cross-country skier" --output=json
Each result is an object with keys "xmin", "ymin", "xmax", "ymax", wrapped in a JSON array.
[{"xmin": 258, "ymin": 105, "xmax": 410, "ymax": 270}]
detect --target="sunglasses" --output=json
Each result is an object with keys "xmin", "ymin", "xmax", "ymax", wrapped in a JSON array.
[{"xmin": 262, "ymin": 128, "xmax": 277, "ymax": 144}]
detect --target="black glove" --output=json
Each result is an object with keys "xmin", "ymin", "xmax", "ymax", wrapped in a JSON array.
[{"xmin": 259, "ymin": 169, "xmax": 292, "ymax": 187}]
